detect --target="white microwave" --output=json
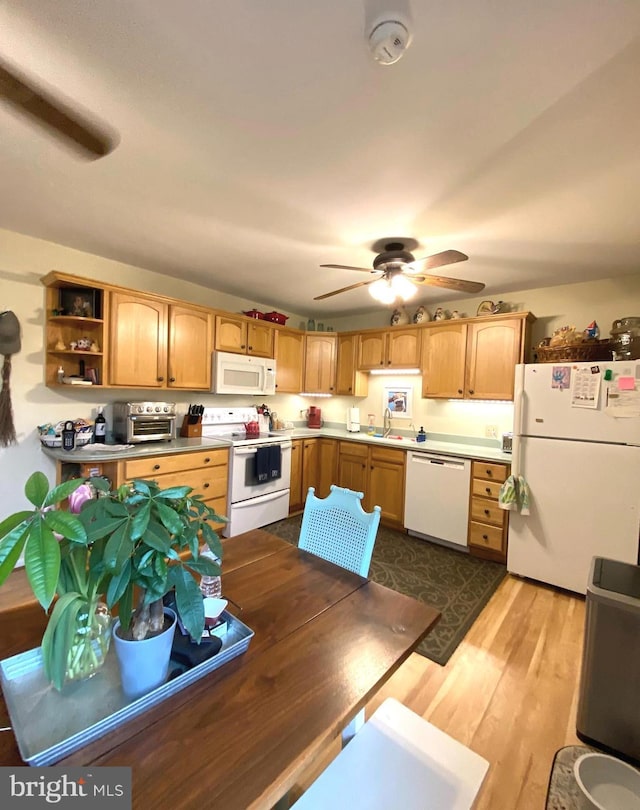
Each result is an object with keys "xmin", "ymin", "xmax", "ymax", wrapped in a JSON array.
[{"xmin": 212, "ymin": 351, "xmax": 276, "ymax": 395}]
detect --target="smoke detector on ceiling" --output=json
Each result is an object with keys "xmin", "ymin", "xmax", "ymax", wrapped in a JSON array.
[{"xmin": 367, "ymin": 18, "xmax": 412, "ymax": 65}]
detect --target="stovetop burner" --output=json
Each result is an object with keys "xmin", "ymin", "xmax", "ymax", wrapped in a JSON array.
[{"xmin": 202, "ymin": 407, "xmax": 289, "ymax": 447}]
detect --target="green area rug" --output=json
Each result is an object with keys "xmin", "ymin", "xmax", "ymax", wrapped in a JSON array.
[{"xmin": 263, "ymin": 516, "xmax": 507, "ymax": 665}]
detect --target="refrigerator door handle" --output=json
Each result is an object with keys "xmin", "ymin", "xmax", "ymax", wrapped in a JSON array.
[{"xmin": 511, "ymin": 364, "xmax": 525, "ymax": 477}]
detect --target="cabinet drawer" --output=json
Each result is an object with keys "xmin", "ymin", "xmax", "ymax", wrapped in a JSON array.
[
  {"xmin": 470, "ymin": 497, "xmax": 505, "ymax": 527},
  {"xmin": 338, "ymin": 441, "xmax": 368, "ymax": 459},
  {"xmin": 471, "ymin": 478, "xmax": 502, "ymax": 500},
  {"xmin": 468, "ymin": 521, "xmax": 504, "ymax": 552},
  {"xmin": 124, "ymin": 448, "xmax": 228, "ymax": 479},
  {"xmin": 369, "ymin": 446, "xmax": 405, "ymax": 465},
  {"xmin": 472, "ymin": 461, "xmax": 508, "ymax": 483},
  {"xmin": 128, "ymin": 466, "xmax": 228, "ymax": 501}
]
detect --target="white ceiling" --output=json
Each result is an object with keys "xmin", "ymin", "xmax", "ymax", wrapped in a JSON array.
[{"xmin": 1, "ymin": 0, "xmax": 639, "ymax": 317}]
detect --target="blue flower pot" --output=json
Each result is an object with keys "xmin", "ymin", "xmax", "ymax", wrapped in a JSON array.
[{"xmin": 112, "ymin": 607, "xmax": 177, "ymax": 701}]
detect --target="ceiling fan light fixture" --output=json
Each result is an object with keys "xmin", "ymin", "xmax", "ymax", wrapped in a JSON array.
[
  {"xmin": 369, "ymin": 278, "xmax": 396, "ymax": 304},
  {"xmin": 390, "ymin": 273, "xmax": 417, "ymax": 300}
]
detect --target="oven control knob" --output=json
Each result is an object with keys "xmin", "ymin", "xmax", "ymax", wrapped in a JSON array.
[
  {"xmin": 146, "ymin": 406, "xmax": 152, "ymax": 413},
  {"xmin": 137, "ymin": 406, "xmax": 144, "ymax": 413},
  {"xmin": 155, "ymin": 406, "xmax": 160, "ymax": 412},
  {"xmin": 163, "ymin": 406, "xmax": 169, "ymax": 412}
]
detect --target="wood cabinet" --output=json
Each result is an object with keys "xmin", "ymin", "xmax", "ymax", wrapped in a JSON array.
[
  {"xmin": 335, "ymin": 333, "xmax": 368, "ymax": 397},
  {"xmin": 109, "ymin": 292, "xmax": 213, "ymax": 390},
  {"xmin": 421, "ymin": 313, "xmax": 534, "ymax": 401},
  {"xmin": 303, "ymin": 333, "xmax": 337, "ymax": 394},
  {"xmin": 357, "ymin": 328, "xmax": 421, "ymax": 371},
  {"xmin": 214, "ymin": 314, "xmax": 275, "ymax": 358},
  {"xmin": 42, "ymin": 273, "xmax": 107, "ymax": 387},
  {"xmin": 337, "ymin": 441, "xmax": 405, "ymax": 529},
  {"xmin": 290, "ymin": 437, "xmax": 339, "ymax": 514},
  {"xmin": 467, "ymin": 460, "xmax": 510, "ymax": 562},
  {"xmin": 123, "ymin": 448, "xmax": 229, "ymax": 531},
  {"xmin": 275, "ymin": 330, "xmax": 304, "ymax": 394}
]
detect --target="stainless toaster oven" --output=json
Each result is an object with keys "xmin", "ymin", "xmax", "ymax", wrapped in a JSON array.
[{"xmin": 112, "ymin": 402, "xmax": 177, "ymax": 444}]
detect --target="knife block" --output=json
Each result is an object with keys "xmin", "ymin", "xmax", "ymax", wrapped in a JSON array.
[{"xmin": 180, "ymin": 417, "xmax": 202, "ymax": 438}]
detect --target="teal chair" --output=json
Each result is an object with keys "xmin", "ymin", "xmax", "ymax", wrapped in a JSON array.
[{"xmin": 298, "ymin": 485, "xmax": 382, "ymax": 578}]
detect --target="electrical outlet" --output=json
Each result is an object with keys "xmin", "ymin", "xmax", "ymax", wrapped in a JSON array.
[{"xmin": 485, "ymin": 424, "xmax": 498, "ymax": 439}]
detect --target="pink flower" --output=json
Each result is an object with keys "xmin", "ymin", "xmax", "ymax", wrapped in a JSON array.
[{"xmin": 69, "ymin": 483, "xmax": 95, "ymax": 514}]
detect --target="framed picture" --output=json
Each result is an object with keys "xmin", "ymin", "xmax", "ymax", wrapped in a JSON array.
[
  {"xmin": 383, "ymin": 386, "xmax": 412, "ymax": 419},
  {"xmin": 59, "ymin": 287, "xmax": 98, "ymax": 318}
]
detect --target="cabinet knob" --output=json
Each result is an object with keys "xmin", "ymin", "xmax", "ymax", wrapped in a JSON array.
[
  {"xmin": 204, "ymin": 457, "xmax": 211, "ymax": 464},
  {"xmin": 348, "ymin": 386, "xmax": 352, "ymax": 392},
  {"xmin": 482, "ymin": 534, "xmax": 489, "ymax": 541},
  {"xmin": 158, "ymin": 376, "xmax": 164, "ymax": 382},
  {"xmin": 486, "ymin": 469, "xmax": 492, "ymax": 476},
  {"xmin": 387, "ymin": 360, "xmax": 391, "ymax": 365},
  {"xmin": 469, "ymin": 389, "xmax": 474, "ymax": 395},
  {"xmin": 241, "ymin": 344, "xmax": 246, "ymax": 349},
  {"xmin": 484, "ymin": 509, "xmax": 490, "ymax": 515},
  {"xmin": 153, "ymin": 464, "xmax": 160, "ymax": 471},
  {"xmin": 458, "ymin": 389, "xmax": 463, "ymax": 394},
  {"xmin": 362, "ymin": 463, "xmax": 366, "ymax": 469},
  {"xmin": 485, "ymin": 487, "xmax": 491, "ymax": 494},
  {"xmin": 169, "ymin": 376, "xmax": 176, "ymax": 382},
  {"xmin": 204, "ymin": 482, "xmax": 210, "ymax": 488},
  {"xmin": 380, "ymin": 361, "xmax": 383, "ymax": 365},
  {"xmin": 248, "ymin": 345, "xmax": 252, "ymax": 351}
]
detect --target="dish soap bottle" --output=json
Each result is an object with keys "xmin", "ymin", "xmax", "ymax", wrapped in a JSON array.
[
  {"xmin": 367, "ymin": 414, "xmax": 376, "ymax": 435},
  {"xmin": 94, "ymin": 406, "xmax": 107, "ymax": 444},
  {"xmin": 416, "ymin": 426, "xmax": 427, "ymax": 443}
]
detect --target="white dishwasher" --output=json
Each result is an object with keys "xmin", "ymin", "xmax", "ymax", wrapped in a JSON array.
[{"xmin": 404, "ymin": 452, "xmax": 471, "ymax": 548}]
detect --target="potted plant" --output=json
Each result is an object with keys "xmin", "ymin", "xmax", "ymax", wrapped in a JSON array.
[{"xmin": 0, "ymin": 472, "xmax": 225, "ymax": 694}]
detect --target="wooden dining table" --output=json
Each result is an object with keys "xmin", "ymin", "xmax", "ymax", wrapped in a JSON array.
[{"xmin": 0, "ymin": 529, "xmax": 440, "ymax": 809}]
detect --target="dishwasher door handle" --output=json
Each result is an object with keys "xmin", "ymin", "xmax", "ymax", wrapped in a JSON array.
[{"xmin": 409, "ymin": 453, "xmax": 467, "ymax": 470}]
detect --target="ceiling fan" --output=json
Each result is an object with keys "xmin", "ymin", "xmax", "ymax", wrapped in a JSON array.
[
  {"xmin": 315, "ymin": 240, "xmax": 485, "ymax": 304},
  {"xmin": 0, "ymin": 57, "xmax": 116, "ymax": 159}
]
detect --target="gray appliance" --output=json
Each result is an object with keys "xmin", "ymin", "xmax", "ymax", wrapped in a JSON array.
[
  {"xmin": 576, "ymin": 556, "xmax": 640, "ymax": 762},
  {"xmin": 112, "ymin": 401, "xmax": 177, "ymax": 443}
]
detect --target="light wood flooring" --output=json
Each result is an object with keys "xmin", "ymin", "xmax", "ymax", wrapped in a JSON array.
[{"xmin": 295, "ymin": 573, "xmax": 586, "ymax": 809}]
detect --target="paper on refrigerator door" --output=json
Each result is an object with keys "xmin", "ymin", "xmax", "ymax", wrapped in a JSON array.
[
  {"xmin": 570, "ymin": 366, "xmax": 601, "ymax": 408},
  {"xmin": 606, "ymin": 387, "xmax": 640, "ymax": 418}
]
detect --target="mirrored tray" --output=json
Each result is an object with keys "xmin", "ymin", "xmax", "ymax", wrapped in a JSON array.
[{"xmin": 0, "ymin": 611, "xmax": 253, "ymax": 766}]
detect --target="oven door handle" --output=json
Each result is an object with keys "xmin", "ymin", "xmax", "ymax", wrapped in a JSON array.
[{"xmin": 234, "ymin": 442, "xmax": 292, "ymax": 456}]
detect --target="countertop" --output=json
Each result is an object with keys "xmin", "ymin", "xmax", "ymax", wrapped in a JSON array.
[{"xmin": 42, "ymin": 430, "xmax": 512, "ymax": 464}]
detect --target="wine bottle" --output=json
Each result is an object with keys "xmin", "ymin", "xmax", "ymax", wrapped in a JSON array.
[{"xmin": 94, "ymin": 406, "xmax": 107, "ymax": 444}]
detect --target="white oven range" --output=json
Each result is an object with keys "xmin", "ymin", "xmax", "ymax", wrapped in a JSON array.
[{"xmin": 201, "ymin": 407, "xmax": 292, "ymax": 537}]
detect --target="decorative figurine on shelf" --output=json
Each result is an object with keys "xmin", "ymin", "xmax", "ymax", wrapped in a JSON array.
[
  {"xmin": 390, "ymin": 307, "xmax": 409, "ymax": 326},
  {"xmin": 450, "ymin": 310, "xmax": 462, "ymax": 319},
  {"xmin": 433, "ymin": 307, "xmax": 448, "ymax": 321},
  {"xmin": 584, "ymin": 321, "xmax": 600, "ymax": 340},
  {"xmin": 412, "ymin": 305, "xmax": 429, "ymax": 324},
  {"xmin": 89, "ymin": 340, "xmax": 100, "ymax": 353},
  {"xmin": 54, "ymin": 338, "xmax": 66, "ymax": 351},
  {"xmin": 69, "ymin": 341, "xmax": 78, "ymax": 351},
  {"xmin": 76, "ymin": 337, "xmax": 91, "ymax": 350}
]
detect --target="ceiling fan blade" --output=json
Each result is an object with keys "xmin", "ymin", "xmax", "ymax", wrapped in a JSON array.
[
  {"xmin": 320, "ymin": 263, "xmax": 374, "ymax": 273},
  {"xmin": 414, "ymin": 274, "xmax": 485, "ymax": 294},
  {"xmin": 313, "ymin": 279, "xmax": 376, "ymax": 300},
  {"xmin": 0, "ymin": 59, "xmax": 116, "ymax": 159},
  {"xmin": 407, "ymin": 249, "xmax": 469, "ymax": 272}
]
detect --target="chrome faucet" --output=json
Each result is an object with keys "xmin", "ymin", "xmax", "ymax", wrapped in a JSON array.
[{"xmin": 383, "ymin": 407, "xmax": 392, "ymax": 438}]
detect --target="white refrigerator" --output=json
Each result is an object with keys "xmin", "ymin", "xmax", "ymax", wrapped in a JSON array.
[{"xmin": 507, "ymin": 360, "xmax": 640, "ymax": 594}]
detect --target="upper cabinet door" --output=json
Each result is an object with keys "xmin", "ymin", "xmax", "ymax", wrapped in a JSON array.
[
  {"xmin": 421, "ymin": 322, "xmax": 467, "ymax": 399},
  {"xmin": 304, "ymin": 334, "xmax": 337, "ymax": 393},
  {"xmin": 275, "ymin": 330, "xmax": 304, "ymax": 393},
  {"xmin": 465, "ymin": 318, "xmax": 523, "ymax": 400},
  {"xmin": 214, "ymin": 315, "xmax": 247, "ymax": 353},
  {"xmin": 247, "ymin": 321, "xmax": 275, "ymax": 357},
  {"xmin": 357, "ymin": 331, "xmax": 386, "ymax": 370},
  {"xmin": 168, "ymin": 305, "xmax": 213, "ymax": 390},
  {"xmin": 336, "ymin": 333, "xmax": 368, "ymax": 396},
  {"xmin": 386, "ymin": 328, "xmax": 421, "ymax": 368},
  {"xmin": 109, "ymin": 292, "xmax": 168, "ymax": 387}
]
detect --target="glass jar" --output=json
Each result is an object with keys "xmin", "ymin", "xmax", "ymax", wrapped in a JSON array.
[
  {"xmin": 610, "ymin": 317, "xmax": 640, "ymax": 360},
  {"xmin": 65, "ymin": 601, "xmax": 112, "ymax": 685}
]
